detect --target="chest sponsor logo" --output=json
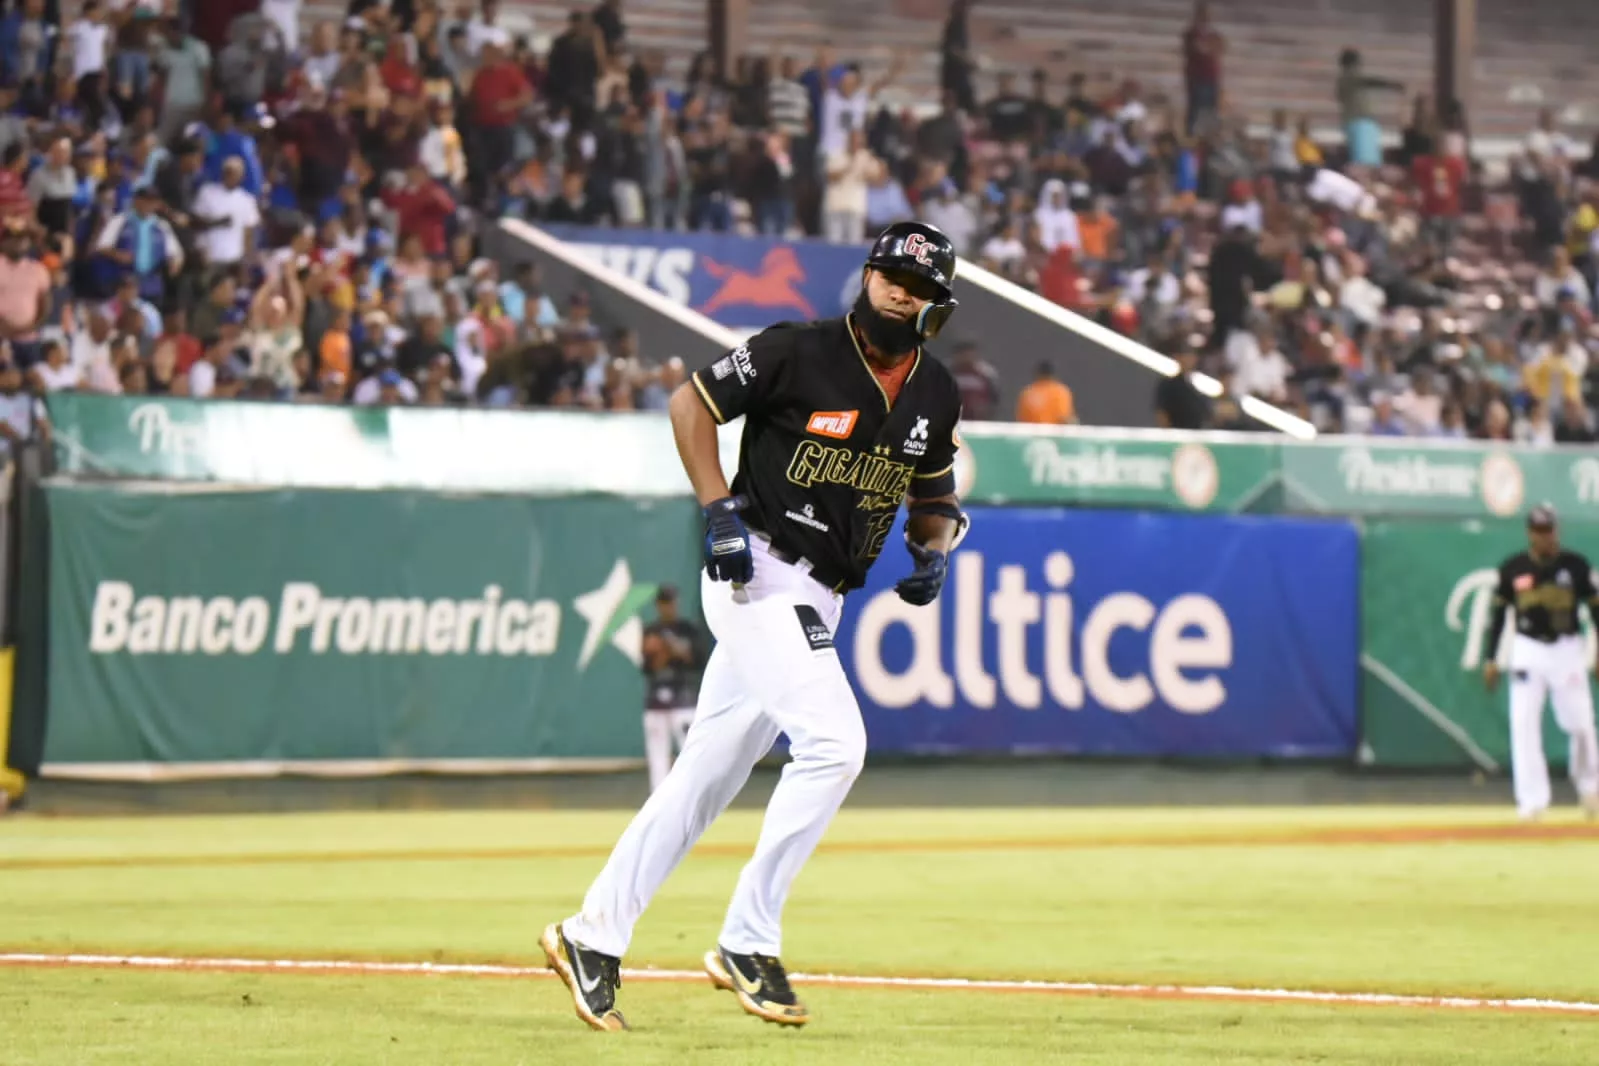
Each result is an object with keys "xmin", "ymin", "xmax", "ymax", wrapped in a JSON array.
[
  {"xmin": 904, "ymin": 415, "xmax": 930, "ymax": 457},
  {"xmin": 785, "ymin": 502, "xmax": 831, "ymax": 533},
  {"xmin": 807, "ymin": 409, "xmax": 859, "ymax": 439}
]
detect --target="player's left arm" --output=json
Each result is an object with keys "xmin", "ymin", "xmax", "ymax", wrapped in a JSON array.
[
  {"xmin": 904, "ymin": 405, "xmax": 968, "ymax": 552},
  {"xmin": 895, "ymin": 406, "xmax": 967, "ymax": 607}
]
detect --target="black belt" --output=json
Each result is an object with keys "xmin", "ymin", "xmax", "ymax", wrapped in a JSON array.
[
  {"xmin": 747, "ymin": 527, "xmax": 849, "ymax": 594},
  {"xmin": 1523, "ymin": 632, "xmax": 1576, "ymax": 645}
]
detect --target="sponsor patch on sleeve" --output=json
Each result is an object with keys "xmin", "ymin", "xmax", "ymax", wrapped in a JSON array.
[{"xmin": 794, "ymin": 604, "xmax": 834, "ymax": 651}]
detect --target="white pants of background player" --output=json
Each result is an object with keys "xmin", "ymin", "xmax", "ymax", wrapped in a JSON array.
[
  {"xmin": 643, "ymin": 707, "xmax": 696, "ymax": 793},
  {"xmin": 1508, "ymin": 634, "xmax": 1599, "ymax": 816},
  {"xmin": 564, "ymin": 535, "xmax": 861, "ymax": 958}
]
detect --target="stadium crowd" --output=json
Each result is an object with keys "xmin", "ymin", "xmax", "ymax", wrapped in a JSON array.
[{"xmin": 0, "ymin": 0, "xmax": 1593, "ymax": 443}]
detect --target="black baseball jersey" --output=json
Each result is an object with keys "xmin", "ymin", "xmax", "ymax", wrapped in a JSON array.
[
  {"xmin": 690, "ymin": 316, "xmax": 963, "ymax": 592},
  {"xmin": 642, "ymin": 618, "xmax": 707, "ymax": 710},
  {"xmin": 1484, "ymin": 549, "xmax": 1599, "ymax": 657}
]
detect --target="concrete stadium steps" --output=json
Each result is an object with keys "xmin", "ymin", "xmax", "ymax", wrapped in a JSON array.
[{"xmin": 291, "ymin": 0, "xmax": 1594, "ymax": 143}]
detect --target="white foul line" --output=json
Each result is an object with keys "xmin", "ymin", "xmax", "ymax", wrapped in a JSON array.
[{"xmin": 2, "ymin": 952, "xmax": 1596, "ymax": 1016}]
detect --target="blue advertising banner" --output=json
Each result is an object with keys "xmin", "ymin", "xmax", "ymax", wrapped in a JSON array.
[
  {"xmin": 836, "ymin": 508, "xmax": 1359, "ymax": 758},
  {"xmin": 539, "ymin": 223, "xmax": 870, "ymax": 330}
]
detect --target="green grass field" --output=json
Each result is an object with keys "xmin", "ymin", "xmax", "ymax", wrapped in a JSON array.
[{"xmin": 3, "ymin": 806, "xmax": 1599, "ymax": 1064}]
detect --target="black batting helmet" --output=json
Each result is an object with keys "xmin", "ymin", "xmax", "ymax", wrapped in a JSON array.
[{"xmin": 864, "ymin": 221, "xmax": 960, "ymax": 341}]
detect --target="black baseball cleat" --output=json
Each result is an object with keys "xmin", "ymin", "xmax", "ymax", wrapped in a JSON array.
[
  {"xmin": 540, "ymin": 922, "xmax": 628, "ymax": 1032},
  {"xmin": 704, "ymin": 945, "xmax": 811, "ymax": 1026}
]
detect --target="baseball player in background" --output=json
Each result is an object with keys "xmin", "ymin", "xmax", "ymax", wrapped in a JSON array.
[
  {"xmin": 1482, "ymin": 503, "xmax": 1599, "ymax": 822},
  {"xmin": 541, "ymin": 222, "xmax": 970, "ymax": 1032},
  {"xmin": 640, "ymin": 585, "xmax": 707, "ymax": 792}
]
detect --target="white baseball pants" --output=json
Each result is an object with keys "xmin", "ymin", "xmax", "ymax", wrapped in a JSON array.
[
  {"xmin": 1507, "ymin": 634, "xmax": 1599, "ymax": 817},
  {"xmin": 643, "ymin": 708, "xmax": 696, "ymax": 793},
  {"xmin": 563, "ymin": 535, "xmax": 864, "ymax": 958}
]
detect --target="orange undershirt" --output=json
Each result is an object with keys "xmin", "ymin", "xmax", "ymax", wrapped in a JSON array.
[{"xmin": 855, "ymin": 325, "xmax": 917, "ymax": 406}]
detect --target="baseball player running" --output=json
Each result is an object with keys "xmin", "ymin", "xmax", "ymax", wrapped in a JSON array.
[
  {"xmin": 541, "ymin": 222, "xmax": 969, "ymax": 1032},
  {"xmin": 640, "ymin": 585, "xmax": 707, "ymax": 792},
  {"xmin": 1482, "ymin": 503, "xmax": 1599, "ymax": 821}
]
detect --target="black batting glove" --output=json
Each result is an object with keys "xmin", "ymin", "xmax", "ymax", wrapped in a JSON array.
[
  {"xmin": 895, "ymin": 541, "xmax": 948, "ymax": 606},
  {"xmin": 702, "ymin": 495, "xmax": 754, "ymax": 584}
]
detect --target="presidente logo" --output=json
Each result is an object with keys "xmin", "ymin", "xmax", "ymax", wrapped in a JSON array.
[
  {"xmin": 1337, "ymin": 447, "xmax": 1524, "ymax": 516},
  {"xmin": 83, "ymin": 560, "xmax": 662, "ymax": 669}
]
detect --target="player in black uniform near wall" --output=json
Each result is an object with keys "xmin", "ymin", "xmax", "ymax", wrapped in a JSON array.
[
  {"xmin": 639, "ymin": 585, "xmax": 708, "ymax": 793},
  {"xmin": 1481, "ymin": 503, "xmax": 1599, "ymax": 821},
  {"xmin": 541, "ymin": 222, "xmax": 971, "ymax": 1032}
]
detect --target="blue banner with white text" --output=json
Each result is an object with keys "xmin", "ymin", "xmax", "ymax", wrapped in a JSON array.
[
  {"xmin": 836, "ymin": 508, "xmax": 1359, "ymax": 758},
  {"xmin": 539, "ymin": 223, "xmax": 871, "ymax": 330}
]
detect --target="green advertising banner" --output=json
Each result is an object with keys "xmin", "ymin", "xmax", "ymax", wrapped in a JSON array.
[
  {"xmin": 1283, "ymin": 440, "xmax": 1599, "ymax": 521},
  {"xmin": 1360, "ymin": 518, "xmax": 1599, "ymax": 768},
  {"xmin": 43, "ymin": 484, "xmax": 704, "ymax": 774},
  {"xmin": 44, "ymin": 394, "xmax": 742, "ymax": 497},
  {"xmin": 953, "ymin": 427, "xmax": 1281, "ymax": 511}
]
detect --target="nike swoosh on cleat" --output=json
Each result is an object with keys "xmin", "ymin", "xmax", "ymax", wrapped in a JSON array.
[
  {"xmin": 726, "ymin": 956, "xmax": 764, "ymax": 997},
  {"xmin": 570, "ymin": 945, "xmax": 602, "ymax": 994}
]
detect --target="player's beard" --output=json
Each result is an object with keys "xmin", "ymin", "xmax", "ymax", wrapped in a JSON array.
[{"xmin": 852, "ymin": 289, "xmax": 923, "ymax": 358}]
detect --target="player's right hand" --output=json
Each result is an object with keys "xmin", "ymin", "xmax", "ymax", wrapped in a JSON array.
[
  {"xmin": 1482, "ymin": 663, "xmax": 1501, "ymax": 692},
  {"xmin": 702, "ymin": 495, "xmax": 754, "ymax": 584}
]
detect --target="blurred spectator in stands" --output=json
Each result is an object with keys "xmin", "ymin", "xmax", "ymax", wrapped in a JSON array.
[
  {"xmin": 1527, "ymin": 107, "xmax": 1577, "ymax": 167},
  {"xmin": 985, "ymin": 72, "xmax": 1031, "ymax": 145},
  {"xmin": 939, "ymin": 0, "xmax": 975, "ymax": 114},
  {"xmin": 819, "ymin": 57, "xmax": 900, "ymax": 163},
  {"xmin": 767, "ymin": 55, "xmax": 810, "ymax": 142},
  {"xmin": 1125, "ymin": 249, "xmax": 1183, "ymax": 342},
  {"xmin": 246, "ymin": 261, "xmax": 305, "ymax": 395},
  {"xmin": 1228, "ymin": 318, "xmax": 1291, "ymax": 405},
  {"xmin": 1335, "ymin": 48, "xmax": 1404, "ymax": 169},
  {"xmin": 1398, "ymin": 94, "xmax": 1438, "ymax": 167},
  {"xmin": 1367, "ymin": 392, "xmax": 1406, "ymax": 435},
  {"xmin": 26, "ymin": 137, "xmax": 76, "ymax": 239},
  {"xmin": 1266, "ymin": 109, "xmax": 1299, "ymax": 185},
  {"xmin": 1393, "ymin": 365, "xmax": 1443, "ymax": 435},
  {"xmin": 1033, "ymin": 178, "xmax": 1080, "ymax": 256},
  {"xmin": 749, "ymin": 129, "xmax": 795, "ymax": 236},
  {"xmin": 1519, "ymin": 398, "xmax": 1556, "ymax": 446},
  {"xmin": 0, "ymin": 217, "xmax": 49, "ymax": 368},
  {"xmin": 95, "ymin": 185, "xmax": 184, "ymax": 308},
  {"xmin": 947, "ymin": 339, "xmax": 1000, "ymax": 421},
  {"xmin": 1181, "ymin": 0, "xmax": 1223, "ymax": 135},
  {"xmin": 28, "ymin": 338, "xmax": 80, "ymax": 393},
  {"xmin": 1154, "ymin": 344, "xmax": 1209, "ymax": 429},
  {"xmin": 384, "ymin": 163, "xmax": 457, "ymax": 258},
  {"xmin": 1534, "ymin": 246, "xmax": 1592, "ymax": 311},
  {"xmin": 593, "ymin": 0, "xmax": 627, "ymax": 57},
  {"xmin": 978, "ymin": 218, "xmax": 1027, "ymax": 281},
  {"xmin": 469, "ymin": 31, "xmax": 535, "ymax": 203},
  {"xmin": 1015, "ymin": 360, "xmax": 1076, "ymax": 425},
  {"xmin": 1555, "ymin": 396, "xmax": 1596, "ymax": 444},
  {"xmin": 823, "ymin": 125, "xmax": 876, "ymax": 243},
  {"xmin": 864, "ymin": 156, "xmax": 911, "ymax": 236},
  {"xmin": 687, "ymin": 110, "xmax": 735, "ymax": 231},
  {"xmin": 1413, "ymin": 141, "xmax": 1465, "ymax": 256},
  {"xmin": 919, "ymin": 178, "xmax": 977, "ymax": 258},
  {"xmin": 190, "ymin": 157, "xmax": 259, "ymax": 277}
]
